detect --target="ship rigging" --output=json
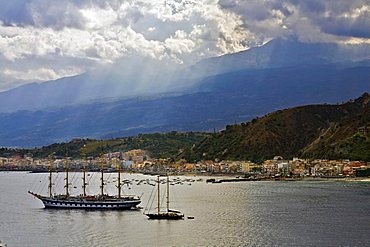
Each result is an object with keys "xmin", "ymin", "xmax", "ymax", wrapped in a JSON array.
[{"xmin": 28, "ymin": 152, "xmax": 141, "ymax": 210}]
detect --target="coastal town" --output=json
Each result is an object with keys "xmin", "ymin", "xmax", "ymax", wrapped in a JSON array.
[{"xmin": 1, "ymin": 149, "xmax": 370, "ymax": 179}]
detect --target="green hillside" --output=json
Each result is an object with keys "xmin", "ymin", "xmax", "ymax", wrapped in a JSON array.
[
  {"xmin": 302, "ymin": 94, "xmax": 370, "ymax": 160},
  {"xmin": 184, "ymin": 93, "xmax": 370, "ymax": 162},
  {"xmin": 0, "ymin": 132, "xmax": 208, "ymax": 159}
]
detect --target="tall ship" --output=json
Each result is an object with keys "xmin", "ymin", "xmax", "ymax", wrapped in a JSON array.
[{"xmin": 28, "ymin": 153, "xmax": 141, "ymax": 210}]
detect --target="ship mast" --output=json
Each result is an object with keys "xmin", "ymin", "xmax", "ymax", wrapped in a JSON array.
[
  {"xmin": 117, "ymin": 158, "xmax": 121, "ymax": 198},
  {"xmin": 100, "ymin": 155, "xmax": 104, "ymax": 196},
  {"xmin": 65, "ymin": 154, "xmax": 69, "ymax": 197},
  {"xmin": 166, "ymin": 175, "xmax": 169, "ymax": 213},
  {"xmin": 82, "ymin": 145, "xmax": 87, "ymax": 197},
  {"xmin": 48, "ymin": 153, "xmax": 53, "ymax": 197},
  {"xmin": 157, "ymin": 175, "xmax": 160, "ymax": 215}
]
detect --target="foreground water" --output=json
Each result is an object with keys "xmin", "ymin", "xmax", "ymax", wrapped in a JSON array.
[{"xmin": 0, "ymin": 172, "xmax": 370, "ymax": 246}]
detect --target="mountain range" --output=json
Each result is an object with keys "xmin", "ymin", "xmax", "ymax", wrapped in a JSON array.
[
  {"xmin": 1, "ymin": 93, "xmax": 368, "ymax": 162},
  {"xmin": 0, "ymin": 38, "xmax": 369, "ymax": 147}
]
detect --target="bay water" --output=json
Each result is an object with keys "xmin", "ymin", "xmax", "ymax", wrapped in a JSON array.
[{"xmin": 1, "ymin": 172, "xmax": 369, "ymax": 246}]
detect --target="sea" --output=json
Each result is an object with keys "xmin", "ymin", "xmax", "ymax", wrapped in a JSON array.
[{"xmin": 0, "ymin": 172, "xmax": 370, "ymax": 246}]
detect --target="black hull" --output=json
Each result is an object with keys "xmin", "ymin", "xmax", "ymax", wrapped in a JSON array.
[{"xmin": 146, "ymin": 213, "xmax": 184, "ymax": 220}]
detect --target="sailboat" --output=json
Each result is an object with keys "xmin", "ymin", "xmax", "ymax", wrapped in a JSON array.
[
  {"xmin": 145, "ymin": 175, "xmax": 184, "ymax": 220},
  {"xmin": 28, "ymin": 154, "xmax": 141, "ymax": 210}
]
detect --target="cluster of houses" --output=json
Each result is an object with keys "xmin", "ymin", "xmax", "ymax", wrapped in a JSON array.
[
  {"xmin": 0, "ymin": 149, "xmax": 149, "ymax": 172},
  {"xmin": 1, "ymin": 150, "xmax": 370, "ymax": 177},
  {"xmin": 130, "ymin": 159, "xmax": 259, "ymax": 174},
  {"xmin": 262, "ymin": 156, "xmax": 370, "ymax": 177}
]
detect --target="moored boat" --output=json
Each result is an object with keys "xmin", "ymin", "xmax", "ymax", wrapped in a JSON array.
[{"xmin": 144, "ymin": 175, "xmax": 184, "ymax": 220}]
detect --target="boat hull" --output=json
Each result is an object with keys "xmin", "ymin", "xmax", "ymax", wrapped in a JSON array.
[
  {"xmin": 29, "ymin": 191, "xmax": 141, "ymax": 210},
  {"xmin": 146, "ymin": 213, "xmax": 184, "ymax": 220},
  {"xmin": 41, "ymin": 198, "xmax": 141, "ymax": 210}
]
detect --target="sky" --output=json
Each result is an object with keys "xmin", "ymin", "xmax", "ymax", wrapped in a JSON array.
[{"xmin": 0, "ymin": 0, "xmax": 370, "ymax": 91}]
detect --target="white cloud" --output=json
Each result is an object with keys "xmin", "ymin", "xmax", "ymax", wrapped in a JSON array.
[
  {"xmin": 79, "ymin": 6, "xmax": 118, "ymax": 30},
  {"xmin": 339, "ymin": 5, "xmax": 370, "ymax": 19},
  {"xmin": 1, "ymin": 67, "xmax": 81, "ymax": 81},
  {"xmin": 0, "ymin": 0, "xmax": 370, "ymax": 91},
  {"xmin": 0, "ymin": 66, "xmax": 83, "ymax": 91},
  {"xmin": 0, "ymin": 0, "xmax": 252, "ymax": 91}
]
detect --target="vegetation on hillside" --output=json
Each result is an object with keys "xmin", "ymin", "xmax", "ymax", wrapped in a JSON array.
[
  {"xmin": 0, "ymin": 132, "xmax": 208, "ymax": 159},
  {"xmin": 1, "ymin": 93, "xmax": 369, "ymax": 162},
  {"xmin": 302, "ymin": 94, "xmax": 370, "ymax": 161},
  {"xmin": 183, "ymin": 93, "xmax": 370, "ymax": 162}
]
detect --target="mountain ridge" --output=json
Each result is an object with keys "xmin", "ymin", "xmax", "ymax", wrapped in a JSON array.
[
  {"xmin": 183, "ymin": 93, "xmax": 370, "ymax": 162},
  {"xmin": 1, "ymin": 38, "xmax": 370, "ymax": 113},
  {"xmin": 1, "ymin": 64, "xmax": 369, "ymax": 147},
  {"xmin": 0, "ymin": 38, "xmax": 370, "ymax": 147},
  {"xmin": 1, "ymin": 93, "xmax": 368, "ymax": 162}
]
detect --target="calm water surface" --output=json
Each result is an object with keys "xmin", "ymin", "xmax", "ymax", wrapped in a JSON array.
[{"xmin": 0, "ymin": 172, "xmax": 370, "ymax": 246}]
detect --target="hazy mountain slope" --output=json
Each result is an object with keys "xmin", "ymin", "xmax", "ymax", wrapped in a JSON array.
[
  {"xmin": 183, "ymin": 93, "xmax": 370, "ymax": 162},
  {"xmin": 196, "ymin": 65, "xmax": 370, "ymax": 104},
  {"xmin": 1, "ymin": 38, "xmax": 370, "ymax": 113},
  {"xmin": 0, "ymin": 57, "xmax": 182, "ymax": 113},
  {"xmin": 0, "ymin": 65, "xmax": 369, "ymax": 147},
  {"xmin": 1, "ymin": 38, "xmax": 370, "ymax": 147},
  {"xmin": 188, "ymin": 38, "xmax": 370, "ymax": 78}
]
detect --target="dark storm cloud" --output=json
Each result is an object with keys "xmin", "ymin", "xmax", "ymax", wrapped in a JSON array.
[
  {"xmin": 219, "ymin": 0, "xmax": 370, "ymax": 40},
  {"xmin": 0, "ymin": 0, "xmax": 32, "ymax": 26},
  {"xmin": 288, "ymin": 0, "xmax": 370, "ymax": 38},
  {"xmin": 321, "ymin": 14, "xmax": 370, "ymax": 38},
  {"xmin": 288, "ymin": 0, "xmax": 326, "ymax": 13}
]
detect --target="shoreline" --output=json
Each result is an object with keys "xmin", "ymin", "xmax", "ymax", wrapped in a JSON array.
[{"xmin": 2, "ymin": 170, "xmax": 369, "ymax": 182}]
